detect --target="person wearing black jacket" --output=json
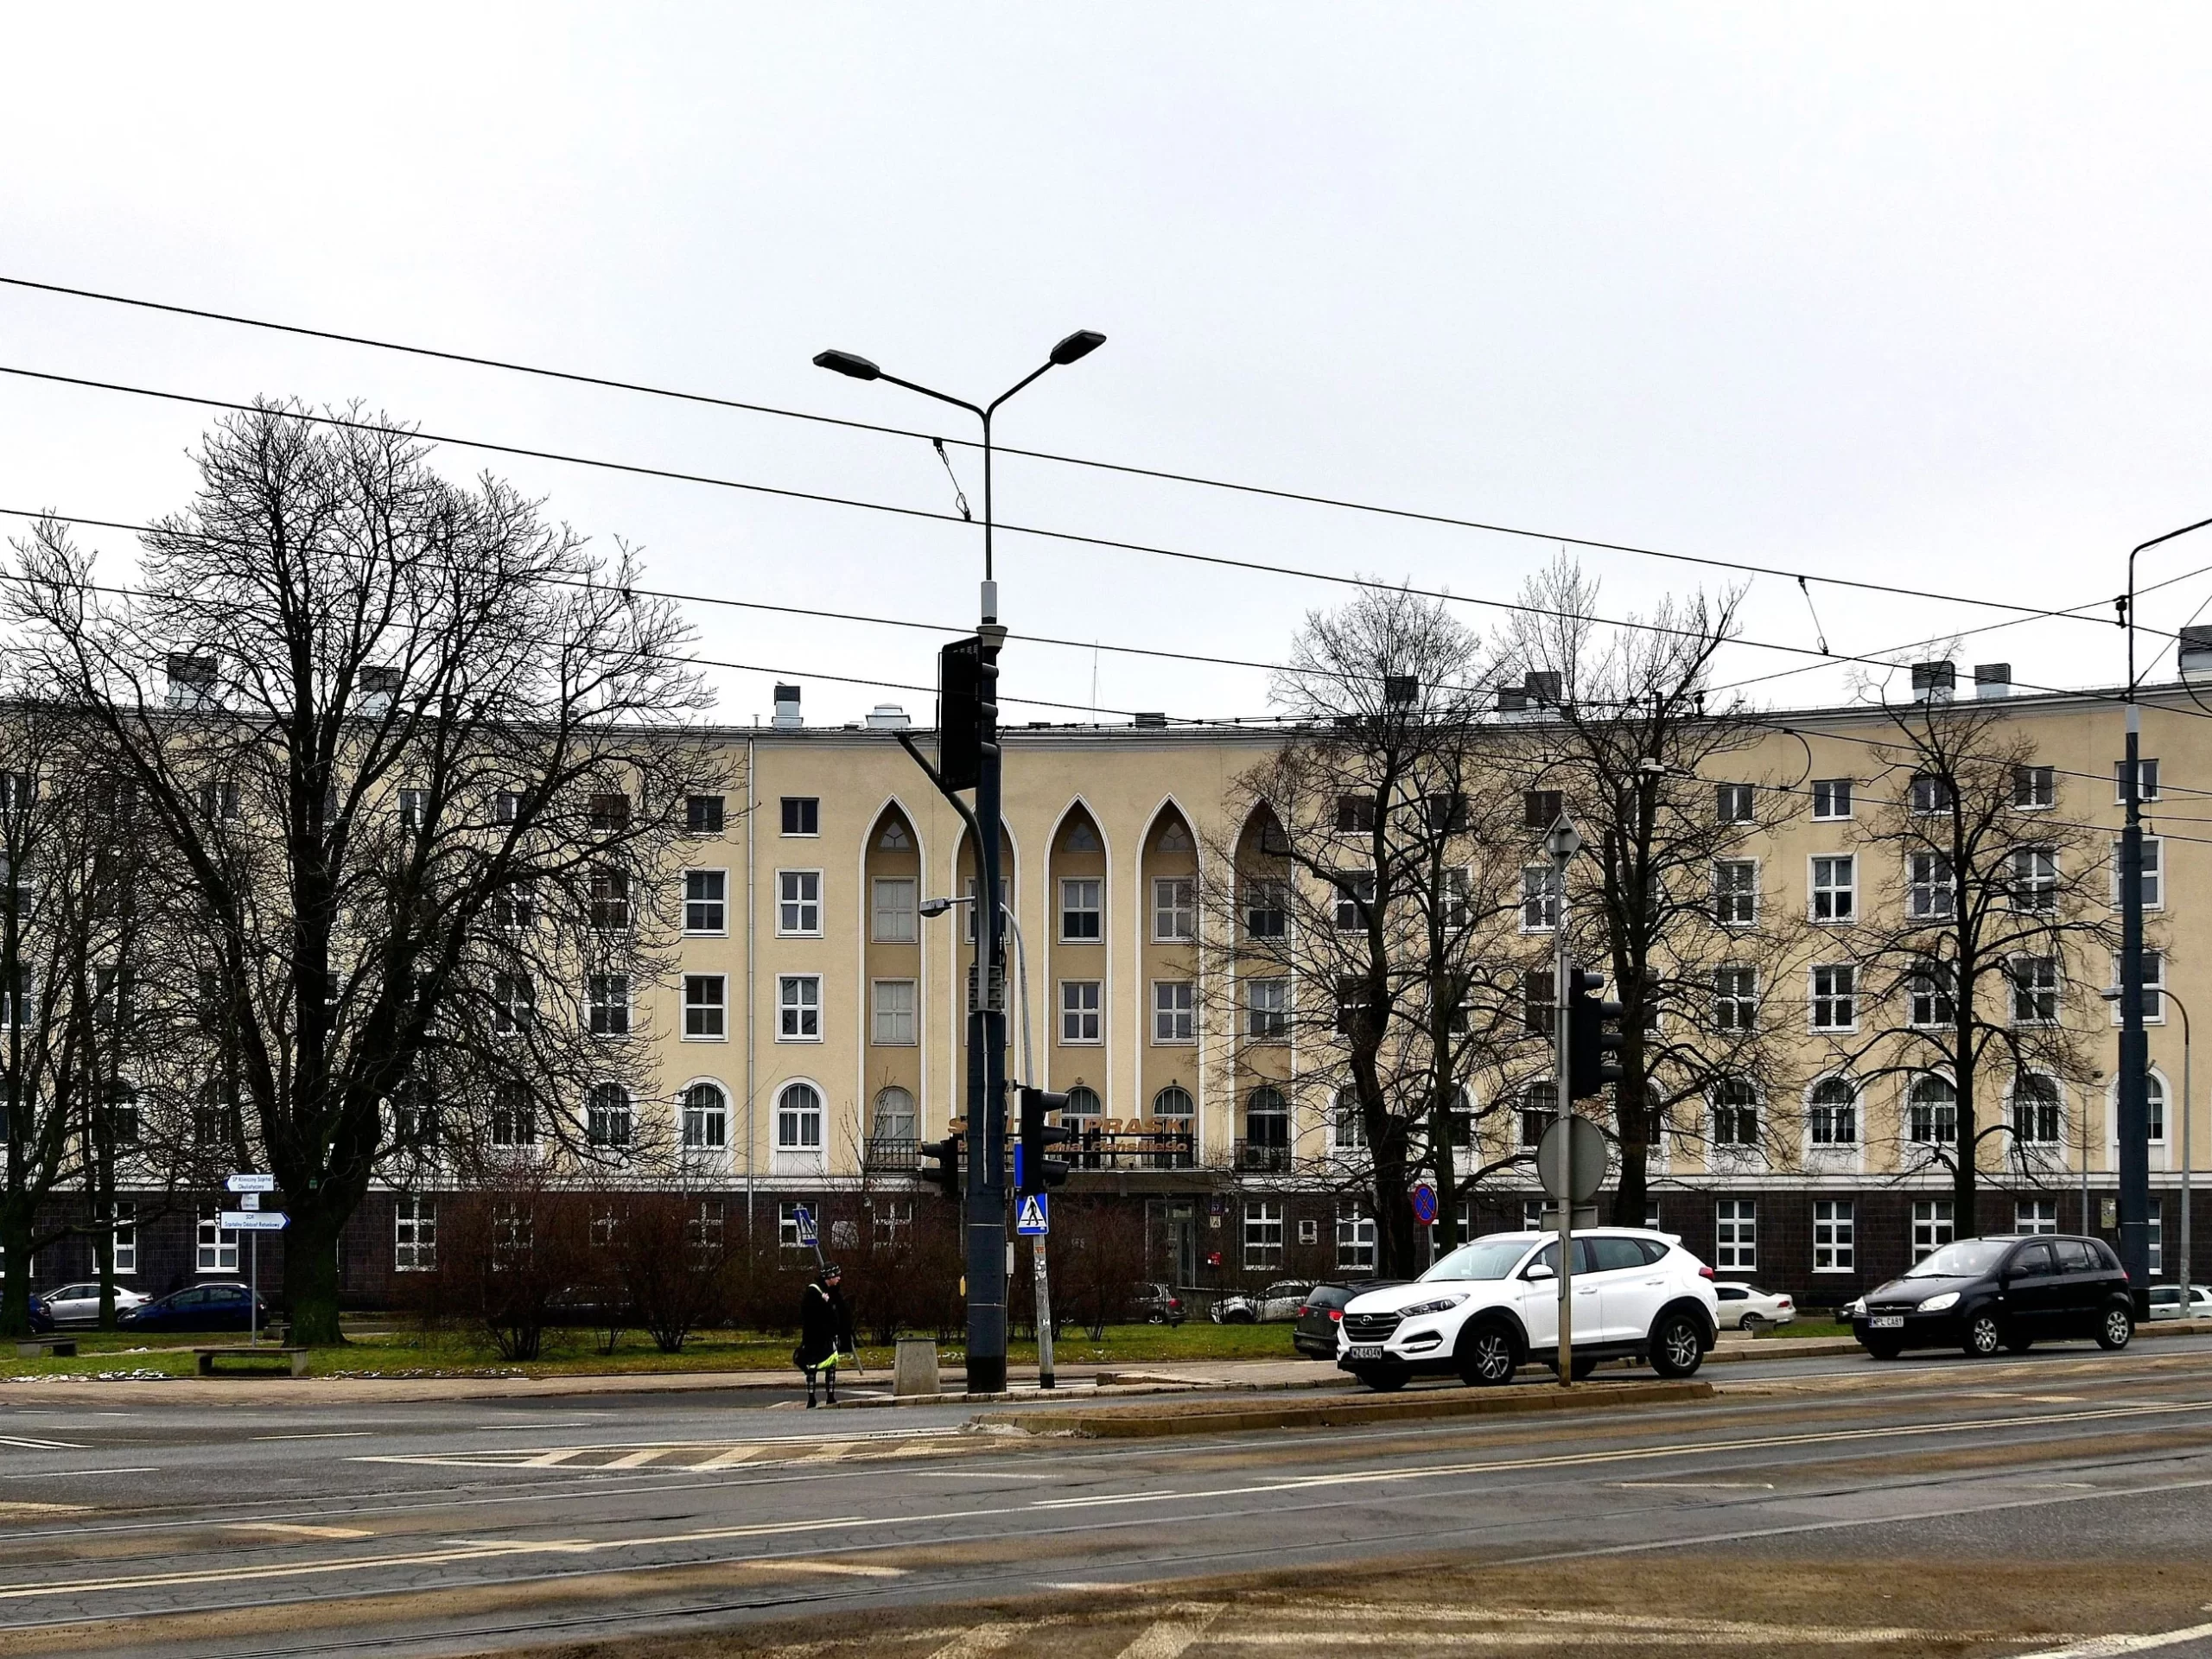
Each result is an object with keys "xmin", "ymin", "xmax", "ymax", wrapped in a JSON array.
[{"xmin": 796, "ymin": 1263, "xmax": 855, "ymax": 1407}]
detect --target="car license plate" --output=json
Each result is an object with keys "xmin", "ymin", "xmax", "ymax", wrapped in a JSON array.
[
  {"xmin": 1345, "ymin": 1344, "xmax": 1384, "ymax": 1361},
  {"xmin": 1869, "ymin": 1314, "xmax": 1904, "ymax": 1330}
]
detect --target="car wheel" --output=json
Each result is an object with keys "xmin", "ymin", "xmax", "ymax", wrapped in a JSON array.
[
  {"xmin": 1146, "ymin": 1313, "xmax": 1166, "ymax": 1325},
  {"xmin": 1351, "ymin": 1364, "xmax": 1408, "ymax": 1393},
  {"xmin": 2097, "ymin": 1304, "xmax": 2134, "ymax": 1351},
  {"xmin": 1963, "ymin": 1313, "xmax": 2004, "ymax": 1358},
  {"xmin": 1863, "ymin": 1339, "xmax": 1904, "ymax": 1361},
  {"xmin": 1738, "ymin": 1313, "xmax": 1765, "ymax": 1337},
  {"xmin": 1649, "ymin": 1312, "xmax": 1705, "ymax": 1378},
  {"xmin": 1225, "ymin": 1308, "xmax": 1255, "ymax": 1325},
  {"xmin": 1457, "ymin": 1322, "xmax": 1518, "ymax": 1388}
]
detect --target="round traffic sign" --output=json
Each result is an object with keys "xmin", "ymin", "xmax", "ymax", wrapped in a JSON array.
[
  {"xmin": 1535, "ymin": 1116, "xmax": 1609, "ymax": 1203},
  {"xmin": 1410, "ymin": 1183, "xmax": 1439, "ymax": 1225}
]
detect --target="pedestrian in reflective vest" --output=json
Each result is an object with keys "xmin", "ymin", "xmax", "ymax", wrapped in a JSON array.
[{"xmin": 797, "ymin": 1263, "xmax": 855, "ymax": 1407}]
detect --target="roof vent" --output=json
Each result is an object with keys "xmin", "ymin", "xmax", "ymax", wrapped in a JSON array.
[
  {"xmin": 865, "ymin": 702, "xmax": 910, "ymax": 730},
  {"xmin": 1974, "ymin": 663, "xmax": 2012, "ymax": 700},
  {"xmin": 772, "ymin": 683, "xmax": 803, "ymax": 730},
  {"xmin": 165, "ymin": 652, "xmax": 217, "ymax": 709},
  {"xmin": 1524, "ymin": 671, "xmax": 1563, "ymax": 705},
  {"xmin": 1910, "ymin": 660, "xmax": 1956, "ymax": 701},
  {"xmin": 2182, "ymin": 627, "xmax": 2212, "ymax": 680},
  {"xmin": 1496, "ymin": 687, "xmax": 1529, "ymax": 715}
]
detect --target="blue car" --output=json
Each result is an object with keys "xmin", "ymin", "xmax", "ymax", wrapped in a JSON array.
[
  {"xmin": 117, "ymin": 1283, "xmax": 271, "ymax": 1333},
  {"xmin": 24, "ymin": 1294, "xmax": 54, "ymax": 1335}
]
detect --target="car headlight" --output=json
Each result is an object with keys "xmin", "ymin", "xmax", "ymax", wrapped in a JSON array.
[
  {"xmin": 1399, "ymin": 1296, "xmax": 1468, "ymax": 1319},
  {"xmin": 1842, "ymin": 1299, "xmax": 1865, "ymax": 1319},
  {"xmin": 1916, "ymin": 1291, "xmax": 1960, "ymax": 1313}
]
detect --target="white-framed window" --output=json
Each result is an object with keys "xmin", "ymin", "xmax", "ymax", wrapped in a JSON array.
[
  {"xmin": 1153, "ymin": 877, "xmax": 1196, "ymax": 942},
  {"xmin": 398, "ymin": 786, "xmax": 429, "ymax": 830},
  {"xmin": 1333, "ymin": 1089, "xmax": 1369, "ymax": 1150},
  {"xmin": 492, "ymin": 884, "xmax": 534, "ymax": 931},
  {"xmin": 1713, "ymin": 966, "xmax": 1758, "ymax": 1032},
  {"xmin": 493, "ymin": 973, "xmax": 534, "ymax": 1035},
  {"xmin": 1520, "ymin": 1080, "xmax": 1557, "ymax": 1148},
  {"xmin": 1441, "ymin": 866, "xmax": 1473, "ymax": 931},
  {"xmin": 1336, "ymin": 1207, "xmax": 1376, "ymax": 1273},
  {"xmin": 2148, "ymin": 1072, "xmax": 2168, "ymax": 1145},
  {"xmin": 778, "ymin": 870, "xmax": 823, "ymax": 936},
  {"xmin": 1714, "ymin": 1198, "xmax": 1756, "ymax": 1270},
  {"xmin": 2010, "ymin": 956, "xmax": 2059, "ymax": 1026},
  {"xmin": 1522, "ymin": 1197, "xmax": 1546, "ymax": 1231},
  {"xmin": 1711, "ymin": 1080, "xmax": 1759, "ymax": 1147},
  {"xmin": 0, "ymin": 964, "xmax": 29, "ymax": 1028},
  {"xmin": 778, "ymin": 975, "xmax": 822, "ymax": 1041},
  {"xmin": 1811, "ymin": 855, "xmax": 1855, "ymax": 924},
  {"xmin": 1808, "ymin": 1077, "xmax": 1858, "ymax": 1147},
  {"xmin": 1521, "ymin": 865, "xmax": 1560, "ymax": 932},
  {"xmin": 1908, "ymin": 959, "xmax": 1954, "ymax": 1028},
  {"xmin": 2116, "ymin": 758, "xmax": 2161, "ymax": 803},
  {"xmin": 2012, "ymin": 1074, "xmax": 2063, "ymax": 1145},
  {"xmin": 2012, "ymin": 765, "xmax": 2056, "ymax": 810},
  {"xmin": 1907, "ymin": 852, "xmax": 1955, "ymax": 920},
  {"xmin": 683, "ymin": 869, "xmax": 727, "ymax": 933},
  {"xmin": 872, "ymin": 1085, "xmax": 918, "ymax": 1147},
  {"xmin": 872, "ymin": 876, "xmax": 918, "ymax": 943},
  {"xmin": 1152, "ymin": 980, "xmax": 1196, "ymax": 1043},
  {"xmin": 1058, "ymin": 980, "xmax": 1102, "ymax": 1044},
  {"xmin": 107, "ymin": 1200, "xmax": 137, "ymax": 1276},
  {"xmin": 1908, "ymin": 1074, "xmax": 1958, "ymax": 1145},
  {"xmin": 1910, "ymin": 772, "xmax": 1955, "ymax": 816},
  {"xmin": 1712, "ymin": 860, "xmax": 1758, "ymax": 926},
  {"xmin": 2112, "ymin": 837, "xmax": 2164, "ymax": 910},
  {"xmin": 961, "ymin": 877, "xmax": 1008, "ymax": 944},
  {"xmin": 2009, "ymin": 846, "xmax": 2058, "ymax": 912},
  {"xmin": 1152, "ymin": 1086, "xmax": 1195, "ymax": 1145},
  {"xmin": 1243, "ymin": 878, "xmax": 1288, "ymax": 939},
  {"xmin": 197, "ymin": 1208, "xmax": 239, "ymax": 1274},
  {"xmin": 1299, "ymin": 1217, "xmax": 1319, "ymax": 1245},
  {"xmin": 198, "ymin": 779, "xmax": 242, "ymax": 822},
  {"xmin": 780, "ymin": 796, "xmax": 820, "ymax": 836},
  {"xmin": 1244, "ymin": 1199, "xmax": 1285, "ymax": 1270},
  {"xmin": 1335, "ymin": 870, "xmax": 1376, "ymax": 933},
  {"xmin": 2133, "ymin": 950, "xmax": 2169, "ymax": 1024},
  {"xmin": 2016, "ymin": 1198, "xmax": 2059, "ymax": 1234},
  {"xmin": 775, "ymin": 1082, "xmax": 823, "ymax": 1151},
  {"xmin": 871, "ymin": 978, "xmax": 917, "ymax": 1046},
  {"xmin": 587, "ymin": 974, "xmax": 630, "ymax": 1037},
  {"xmin": 778, "ymin": 1200, "xmax": 812, "ymax": 1257},
  {"xmin": 1810, "ymin": 964, "xmax": 1857, "ymax": 1033},
  {"xmin": 492, "ymin": 1082, "xmax": 537, "ymax": 1147},
  {"xmin": 871, "ymin": 1197, "xmax": 912, "ymax": 1249},
  {"xmin": 2149, "ymin": 1201, "xmax": 2164, "ymax": 1274},
  {"xmin": 394, "ymin": 1195, "xmax": 437, "ymax": 1272},
  {"xmin": 1060, "ymin": 878, "xmax": 1103, "ymax": 942},
  {"xmin": 588, "ymin": 867, "xmax": 631, "ymax": 931},
  {"xmin": 682, "ymin": 1081, "xmax": 728, "ymax": 1150},
  {"xmin": 1911, "ymin": 1198, "xmax": 1954, "ymax": 1262},
  {"xmin": 1246, "ymin": 976, "xmax": 1289, "ymax": 1039},
  {"xmin": 587, "ymin": 1082, "xmax": 633, "ymax": 1147},
  {"xmin": 1812, "ymin": 779, "xmax": 1853, "ymax": 820},
  {"xmin": 1812, "ymin": 1199, "xmax": 1854, "ymax": 1272},
  {"xmin": 1715, "ymin": 782, "xmax": 1755, "ymax": 823},
  {"xmin": 683, "ymin": 974, "xmax": 727, "ymax": 1039}
]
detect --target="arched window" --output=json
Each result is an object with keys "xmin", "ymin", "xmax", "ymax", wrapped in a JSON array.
[
  {"xmin": 776, "ymin": 1082, "xmax": 823, "ymax": 1152},
  {"xmin": 1157, "ymin": 820, "xmax": 1192, "ymax": 853},
  {"xmin": 1065, "ymin": 817, "xmax": 1101, "ymax": 853},
  {"xmin": 1334, "ymin": 1088, "xmax": 1369, "ymax": 1151},
  {"xmin": 878, "ymin": 819, "xmax": 912, "ymax": 850},
  {"xmin": 1153, "ymin": 1084, "xmax": 1195, "ymax": 1169},
  {"xmin": 586, "ymin": 1083, "xmax": 632, "ymax": 1147},
  {"xmin": 1808, "ymin": 1077, "xmax": 1858, "ymax": 1147},
  {"xmin": 1064, "ymin": 1084, "xmax": 1103, "ymax": 1168},
  {"xmin": 1243, "ymin": 1085, "xmax": 1289, "ymax": 1170},
  {"xmin": 2147, "ymin": 1073, "xmax": 2167, "ymax": 1143},
  {"xmin": 682, "ymin": 1082, "xmax": 728, "ymax": 1150},
  {"xmin": 1907, "ymin": 1075, "xmax": 1957, "ymax": 1145},
  {"xmin": 871, "ymin": 1085, "xmax": 917, "ymax": 1145},
  {"xmin": 2012, "ymin": 1074, "xmax": 2061, "ymax": 1145}
]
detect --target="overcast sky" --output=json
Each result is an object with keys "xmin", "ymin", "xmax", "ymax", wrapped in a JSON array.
[{"xmin": 5, "ymin": 4, "xmax": 2211, "ymax": 728}]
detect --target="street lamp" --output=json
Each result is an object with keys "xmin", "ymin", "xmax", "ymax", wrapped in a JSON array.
[
  {"xmin": 2104, "ymin": 982, "xmax": 2191, "ymax": 1294},
  {"xmin": 815, "ymin": 332, "xmax": 1104, "ymax": 1395},
  {"xmin": 2117, "ymin": 516, "xmax": 2212, "ymax": 1308}
]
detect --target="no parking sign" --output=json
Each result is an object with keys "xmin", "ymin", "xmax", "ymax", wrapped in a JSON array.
[{"xmin": 1410, "ymin": 1183, "xmax": 1438, "ymax": 1226}]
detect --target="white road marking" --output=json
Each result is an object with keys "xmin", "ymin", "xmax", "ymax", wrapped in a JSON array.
[
  {"xmin": 224, "ymin": 1522, "xmax": 374, "ymax": 1540},
  {"xmin": 3, "ymin": 1465, "xmax": 157, "ymax": 1478},
  {"xmin": 1114, "ymin": 1602, "xmax": 1224, "ymax": 1658},
  {"xmin": 0, "ymin": 1435, "xmax": 80, "ymax": 1450},
  {"xmin": 2014, "ymin": 1621, "xmax": 2212, "ymax": 1658},
  {"xmin": 746, "ymin": 1559, "xmax": 905, "ymax": 1578},
  {"xmin": 926, "ymin": 1624, "xmax": 1037, "ymax": 1658},
  {"xmin": 251, "ymin": 1431, "xmax": 373, "ymax": 1441},
  {"xmin": 1611, "ymin": 1481, "xmax": 1774, "ymax": 1490}
]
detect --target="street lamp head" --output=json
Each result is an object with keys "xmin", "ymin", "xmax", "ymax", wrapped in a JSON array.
[
  {"xmin": 812, "ymin": 349, "xmax": 882, "ymax": 381},
  {"xmin": 2101, "ymin": 988, "xmax": 2123, "ymax": 1003},
  {"xmin": 1049, "ymin": 330, "xmax": 1107, "ymax": 366},
  {"xmin": 919, "ymin": 895, "xmax": 970, "ymax": 918}
]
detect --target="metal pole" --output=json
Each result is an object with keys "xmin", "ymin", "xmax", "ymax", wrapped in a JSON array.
[
  {"xmin": 1005, "ymin": 906, "xmax": 1055, "ymax": 1390},
  {"xmin": 2120, "ymin": 702, "xmax": 2152, "ymax": 1313},
  {"xmin": 967, "ymin": 399, "xmax": 1010, "ymax": 1395},
  {"xmin": 2177, "ymin": 992, "xmax": 2192, "ymax": 1300},
  {"xmin": 1550, "ymin": 833, "xmax": 1574, "ymax": 1389},
  {"xmin": 249, "ymin": 1231, "xmax": 258, "ymax": 1348}
]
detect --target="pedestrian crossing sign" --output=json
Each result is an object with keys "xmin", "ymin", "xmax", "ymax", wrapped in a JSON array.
[{"xmin": 1015, "ymin": 1194, "xmax": 1050, "ymax": 1236}]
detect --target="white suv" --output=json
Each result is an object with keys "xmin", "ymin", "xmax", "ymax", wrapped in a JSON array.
[{"xmin": 1338, "ymin": 1229, "xmax": 1719, "ymax": 1390}]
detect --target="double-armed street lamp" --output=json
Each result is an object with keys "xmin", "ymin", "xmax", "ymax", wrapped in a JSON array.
[{"xmin": 812, "ymin": 331, "xmax": 1105, "ymax": 1393}]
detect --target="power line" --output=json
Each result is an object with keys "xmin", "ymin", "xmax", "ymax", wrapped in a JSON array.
[{"xmin": 0, "ymin": 272, "xmax": 2166, "ymax": 639}]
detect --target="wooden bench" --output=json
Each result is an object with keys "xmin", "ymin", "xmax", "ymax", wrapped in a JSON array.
[
  {"xmin": 194, "ymin": 1345, "xmax": 309, "ymax": 1377},
  {"xmin": 14, "ymin": 1338, "xmax": 76, "ymax": 1359}
]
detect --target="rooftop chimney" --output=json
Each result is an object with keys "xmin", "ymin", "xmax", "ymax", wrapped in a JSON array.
[
  {"xmin": 772, "ymin": 683, "xmax": 803, "ymax": 730},
  {"xmin": 2182, "ymin": 627, "xmax": 2212, "ymax": 680},
  {"xmin": 1524, "ymin": 671, "xmax": 1563, "ymax": 705},
  {"xmin": 1910, "ymin": 660, "xmax": 1956, "ymax": 701},
  {"xmin": 864, "ymin": 702, "xmax": 910, "ymax": 730},
  {"xmin": 1973, "ymin": 663, "xmax": 2012, "ymax": 700}
]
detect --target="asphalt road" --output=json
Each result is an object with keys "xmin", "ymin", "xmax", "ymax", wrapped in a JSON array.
[{"xmin": 4, "ymin": 1337, "xmax": 2212, "ymax": 1658}]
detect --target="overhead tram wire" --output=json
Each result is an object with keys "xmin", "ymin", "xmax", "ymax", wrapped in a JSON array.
[
  {"xmin": 6, "ymin": 363, "xmax": 2207, "ymax": 732},
  {"xmin": 0, "ymin": 272, "xmax": 2160, "ymax": 640}
]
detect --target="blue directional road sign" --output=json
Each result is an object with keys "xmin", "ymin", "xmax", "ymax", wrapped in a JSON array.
[
  {"xmin": 792, "ymin": 1205, "xmax": 818, "ymax": 1246},
  {"xmin": 1015, "ymin": 1194, "xmax": 1050, "ymax": 1236}
]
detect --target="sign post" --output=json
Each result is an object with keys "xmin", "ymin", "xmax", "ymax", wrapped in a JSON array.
[
  {"xmin": 226, "ymin": 1175, "xmax": 279, "ymax": 1346},
  {"xmin": 1542, "ymin": 817, "xmax": 1581, "ymax": 1386},
  {"xmin": 1411, "ymin": 1183, "xmax": 1438, "ymax": 1268}
]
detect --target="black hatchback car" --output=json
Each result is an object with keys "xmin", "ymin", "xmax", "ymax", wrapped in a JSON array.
[
  {"xmin": 1852, "ymin": 1234, "xmax": 2133, "ymax": 1359},
  {"xmin": 1292, "ymin": 1279, "xmax": 1407, "ymax": 1358}
]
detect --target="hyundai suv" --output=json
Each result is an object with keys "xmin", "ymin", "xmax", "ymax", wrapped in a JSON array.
[{"xmin": 1338, "ymin": 1229, "xmax": 1718, "ymax": 1391}]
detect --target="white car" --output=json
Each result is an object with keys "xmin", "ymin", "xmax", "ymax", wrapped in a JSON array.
[
  {"xmin": 1211, "ymin": 1280, "xmax": 1314, "ymax": 1325},
  {"xmin": 1338, "ymin": 1229, "xmax": 1719, "ymax": 1390},
  {"xmin": 1713, "ymin": 1281, "xmax": 1796, "ymax": 1332},
  {"xmin": 2147, "ymin": 1284, "xmax": 2212, "ymax": 1321},
  {"xmin": 41, "ymin": 1281, "xmax": 149, "ymax": 1325}
]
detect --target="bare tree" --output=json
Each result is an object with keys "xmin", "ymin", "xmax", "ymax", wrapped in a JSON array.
[
  {"xmin": 1495, "ymin": 559, "xmax": 1810, "ymax": 1227},
  {"xmin": 6, "ymin": 402, "xmax": 734, "ymax": 1343},
  {"xmin": 1826, "ymin": 686, "xmax": 2120, "ymax": 1224}
]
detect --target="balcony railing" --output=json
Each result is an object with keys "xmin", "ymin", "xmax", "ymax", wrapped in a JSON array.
[
  {"xmin": 863, "ymin": 1135, "xmax": 919, "ymax": 1173},
  {"xmin": 1235, "ymin": 1138, "xmax": 1293, "ymax": 1173}
]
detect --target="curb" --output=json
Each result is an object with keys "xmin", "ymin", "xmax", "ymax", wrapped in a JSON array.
[{"xmin": 975, "ymin": 1378, "xmax": 1714, "ymax": 1439}]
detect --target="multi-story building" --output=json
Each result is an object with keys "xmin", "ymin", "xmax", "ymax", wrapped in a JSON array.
[{"xmin": 36, "ymin": 672, "xmax": 2212, "ymax": 1311}]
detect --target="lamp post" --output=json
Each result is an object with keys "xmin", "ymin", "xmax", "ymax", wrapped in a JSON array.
[
  {"xmin": 2105, "ymin": 982, "xmax": 2190, "ymax": 1295},
  {"xmin": 815, "ymin": 333, "xmax": 1104, "ymax": 1393},
  {"xmin": 2120, "ymin": 517, "xmax": 2212, "ymax": 1311}
]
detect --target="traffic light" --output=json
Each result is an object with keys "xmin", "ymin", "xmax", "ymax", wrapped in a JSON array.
[
  {"xmin": 918, "ymin": 1131, "xmax": 963, "ymax": 1202},
  {"xmin": 937, "ymin": 636, "xmax": 993, "ymax": 792},
  {"xmin": 1017, "ymin": 1086, "xmax": 1071, "ymax": 1197},
  {"xmin": 1567, "ymin": 966, "xmax": 1624, "ymax": 1098}
]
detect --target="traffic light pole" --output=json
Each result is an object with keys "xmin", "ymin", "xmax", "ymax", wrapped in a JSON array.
[{"xmin": 1547, "ymin": 819, "xmax": 1578, "ymax": 1389}]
